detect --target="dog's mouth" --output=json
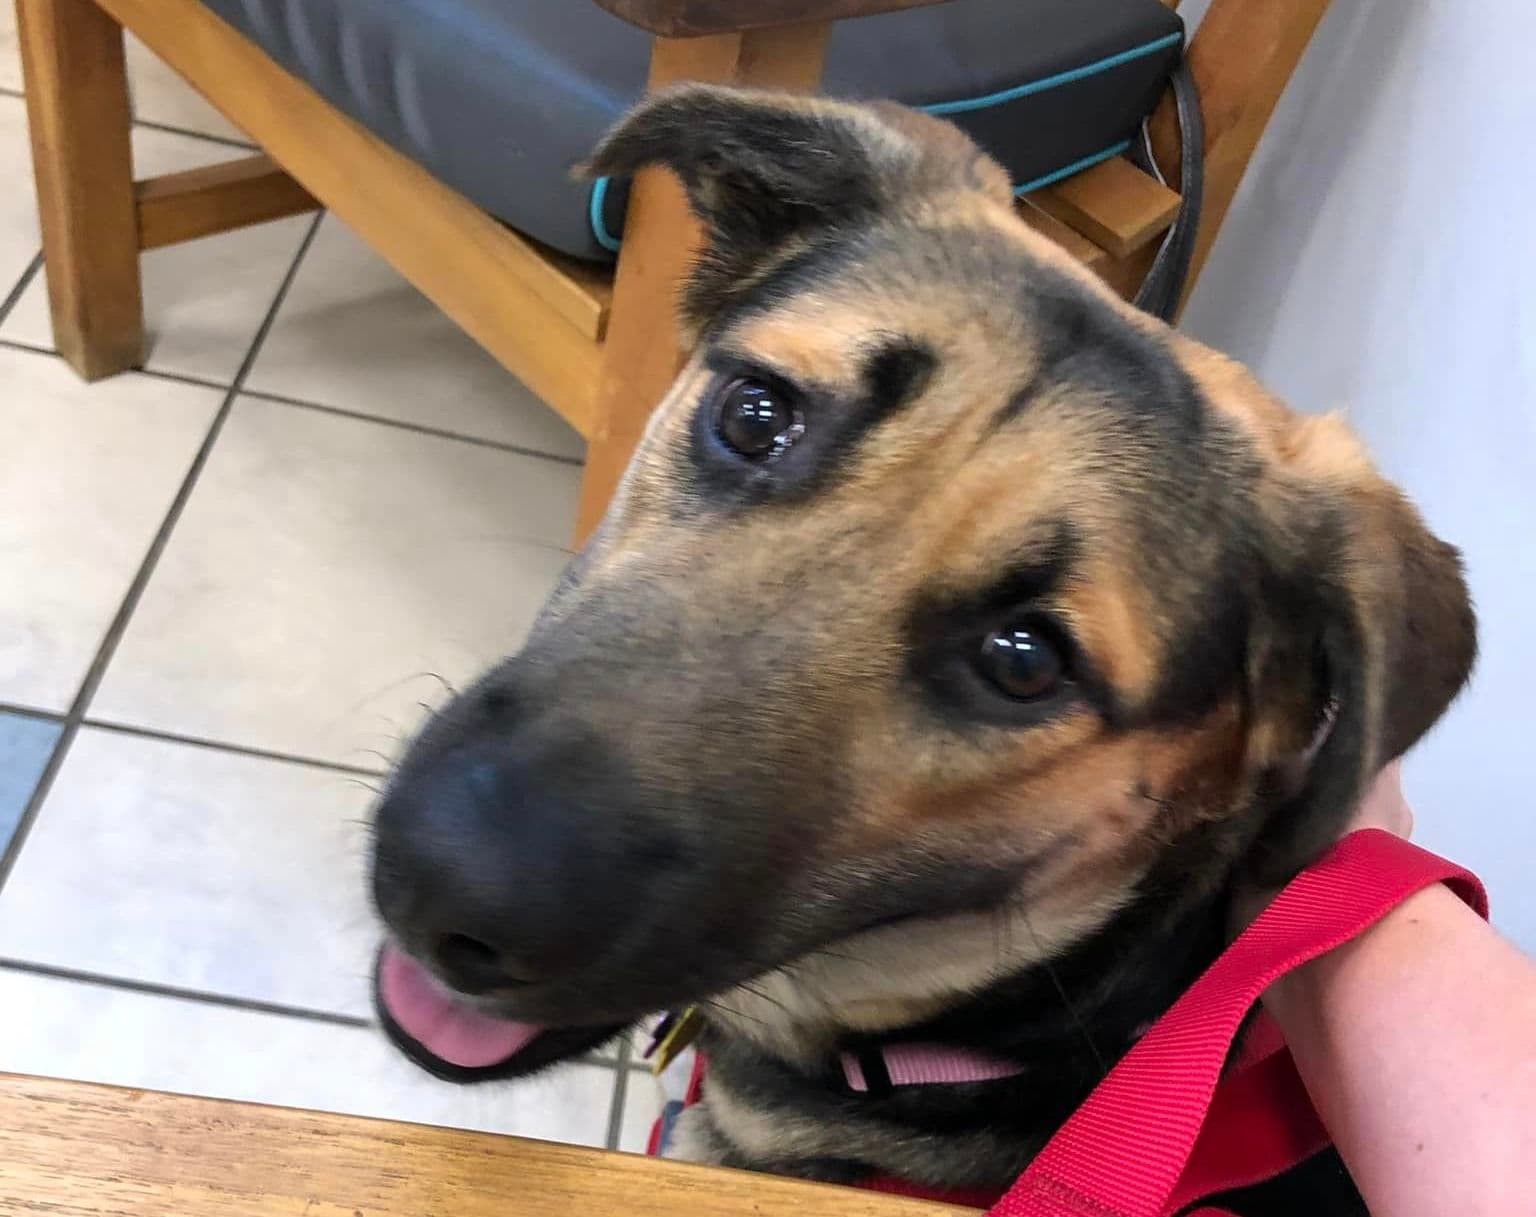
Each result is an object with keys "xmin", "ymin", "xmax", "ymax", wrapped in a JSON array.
[
  {"xmin": 374, "ymin": 915, "xmax": 938, "ymax": 1082},
  {"xmin": 373, "ymin": 869, "xmax": 1039, "ymax": 1082},
  {"xmin": 373, "ymin": 944, "xmax": 628, "ymax": 1082}
]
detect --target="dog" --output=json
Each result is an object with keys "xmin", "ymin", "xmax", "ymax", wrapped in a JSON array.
[{"xmin": 368, "ymin": 86, "xmax": 1475, "ymax": 1215}]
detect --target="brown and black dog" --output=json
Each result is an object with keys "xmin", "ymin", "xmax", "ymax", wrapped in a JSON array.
[{"xmin": 369, "ymin": 87, "xmax": 1475, "ymax": 1214}]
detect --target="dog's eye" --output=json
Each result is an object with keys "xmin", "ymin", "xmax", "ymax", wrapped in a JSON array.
[
  {"xmin": 715, "ymin": 379, "xmax": 802, "ymax": 460},
  {"xmin": 977, "ymin": 625, "xmax": 1064, "ymax": 701}
]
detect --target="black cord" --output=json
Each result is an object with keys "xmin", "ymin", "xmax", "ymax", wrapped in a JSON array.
[{"xmin": 1134, "ymin": 59, "xmax": 1205, "ymax": 323}]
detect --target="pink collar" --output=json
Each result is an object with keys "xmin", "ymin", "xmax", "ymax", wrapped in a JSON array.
[{"xmin": 840, "ymin": 1042, "xmax": 1025, "ymax": 1092}]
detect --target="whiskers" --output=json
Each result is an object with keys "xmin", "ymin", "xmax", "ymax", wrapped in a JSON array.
[
  {"xmin": 339, "ymin": 670, "xmax": 464, "ymax": 773},
  {"xmin": 803, "ymin": 943, "xmax": 862, "ymax": 966},
  {"xmin": 700, "ymin": 996, "xmax": 768, "ymax": 1030},
  {"xmin": 736, "ymin": 977, "xmax": 795, "ymax": 1018},
  {"xmin": 1134, "ymin": 779, "xmax": 1192, "ymax": 848},
  {"xmin": 1021, "ymin": 909, "xmax": 1108, "ymax": 1079},
  {"xmin": 422, "ymin": 671, "xmax": 459, "ymax": 700}
]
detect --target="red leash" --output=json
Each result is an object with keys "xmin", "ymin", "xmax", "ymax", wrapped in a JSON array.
[{"xmin": 990, "ymin": 829, "xmax": 1487, "ymax": 1216}]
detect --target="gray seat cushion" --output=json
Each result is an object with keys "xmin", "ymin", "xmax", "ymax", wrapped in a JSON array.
[{"xmin": 202, "ymin": 0, "xmax": 1181, "ymax": 261}]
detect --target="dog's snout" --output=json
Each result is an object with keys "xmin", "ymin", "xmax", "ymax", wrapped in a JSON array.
[
  {"xmin": 431, "ymin": 930, "xmax": 531, "ymax": 993},
  {"xmin": 371, "ymin": 721, "xmax": 652, "ymax": 997}
]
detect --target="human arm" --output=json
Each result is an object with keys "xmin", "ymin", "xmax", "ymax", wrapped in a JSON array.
[{"xmin": 1261, "ymin": 768, "xmax": 1536, "ymax": 1217}]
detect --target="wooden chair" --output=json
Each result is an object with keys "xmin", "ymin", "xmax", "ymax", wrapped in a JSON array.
[{"xmin": 16, "ymin": 0, "xmax": 1331, "ymax": 547}]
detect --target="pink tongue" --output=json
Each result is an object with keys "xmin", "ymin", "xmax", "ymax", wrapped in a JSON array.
[{"xmin": 378, "ymin": 944, "xmax": 543, "ymax": 1068}]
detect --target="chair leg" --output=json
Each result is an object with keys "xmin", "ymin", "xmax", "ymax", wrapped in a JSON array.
[
  {"xmin": 573, "ymin": 22, "xmax": 831, "ymax": 546},
  {"xmin": 17, "ymin": 0, "xmax": 144, "ymax": 380}
]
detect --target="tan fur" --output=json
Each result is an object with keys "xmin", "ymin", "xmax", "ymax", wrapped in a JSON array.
[
  {"xmin": 581, "ymin": 251, "xmax": 1458, "ymax": 1046},
  {"xmin": 573, "ymin": 85, "xmax": 1473, "ymax": 1096}
]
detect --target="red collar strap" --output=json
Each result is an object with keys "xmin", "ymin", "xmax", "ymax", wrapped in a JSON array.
[{"xmin": 984, "ymin": 828, "xmax": 1486, "ymax": 1216}]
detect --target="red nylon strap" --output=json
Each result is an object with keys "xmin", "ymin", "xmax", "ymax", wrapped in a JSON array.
[
  {"xmin": 988, "ymin": 829, "xmax": 1487, "ymax": 1217},
  {"xmin": 1163, "ymin": 1040, "xmax": 1324, "ymax": 1211},
  {"xmin": 685, "ymin": 1050, "xmax": 708, "ymax": 1104}
]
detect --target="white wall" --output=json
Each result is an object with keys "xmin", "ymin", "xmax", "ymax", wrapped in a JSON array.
[{"xmin": 1178, "ymin": 0, "xmax": 1536, "ymax": 947}]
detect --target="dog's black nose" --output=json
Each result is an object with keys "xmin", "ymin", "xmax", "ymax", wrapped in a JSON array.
[
  {"xmin": 370, "ymin": 724, "xmax": 658, "ymax": 996},
  {"xmin": 431, "ymin": 931, "xmax": 531, "ymax": 994}
]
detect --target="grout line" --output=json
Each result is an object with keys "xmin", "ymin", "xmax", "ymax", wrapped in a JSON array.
[
  {"xmin": 579, "ymin": 1051, "xmax": 625, "ymax": 1074},
  {"xmin": 0, "ymin": 212, "xmax": 325, "ymax": 897},
  {"xmin": 0, "ymin": 957, "xmax": 374, "ymax": 1029},
  {"xmin": 131, "ymin": 116, "xmax": 258, "ymax": 152},
  {"xmin": 0, "ymin": 337, "xmax": 233, "ymax": 393},
  {"xmin": 0, "ymin": 955, "xmax": 640, "ymax": 1069},
  {"xmin": 0, "ymin": 337, "xmax": 57, "ymax": 358},
  {"xmin": 116, "ymin": 363, "xmax": 230, "ymax": 393},
  {"xmin": 603, "ymin": 1032, "xmax": 634, "ymax": 1151},
  {"xmin": 81, "ymin": 718, "xmax": 389, "ymax": 778},
  {"xmin": 2, "ymin": 82, "xmax": 258, "ymax": 156},
  {"xmin": 0, "ymin": 702, "xmax": 66, "ymax": 725},
  {"xmin": 239, "ymin": 389, "xmax": 586, "ymax": 467},
  {"xmin": 0, "ymin": 252, "xmax": 43, "ymax": 330}
]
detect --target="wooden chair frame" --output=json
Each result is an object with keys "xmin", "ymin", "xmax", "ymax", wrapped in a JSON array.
[{"xmin": 17, "ymin": 0, "xmax": 1329, "ymax": 548}]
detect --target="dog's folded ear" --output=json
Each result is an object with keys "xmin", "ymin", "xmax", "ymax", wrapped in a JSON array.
[
  {"xmin": 1241, "ymin": 416, "xmax": 1476, "ymax": 886},
  {"xmin": 580, "ymin": 85, "xmax": 1011, "ymax": 329}
]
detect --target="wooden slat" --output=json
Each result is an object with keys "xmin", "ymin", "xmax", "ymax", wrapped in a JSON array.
[
  {"xmin": 737, "ymin": 18, "xmax": 835, "ymax": 85},
  {"xmin": 542, "ymin": 243, "xmax": 616, "ymax": 338},
  {"xmin": 0, "ymin": 1074, "xmax": 967, "ymax": 1216},
  {"xmin": 573, "ymin": 22, "xmax": 833, "ymax": 543},
  {"xmin": 96, "ymin": 0, "xmax": 607, "ymax": 433},
  {"xmin": 135, "ymin": 153, "xmax": 319, "ymax": 250},
  {"xmin": 573, "ymin": 30, "xmax": 744, "ymax": 543},
  {"xmin": 16, "ymin": 0, "xmax": 143, "ymax": 379},
  {"xmin": 1017, "ymin": 199, "xmax": 1110, "ymax": 272},
  {"xmin": 1027, "ymin": 156, "xmax": 1182, "ymax": 260},
  {"xmin": 591, "ymin": 0, "xmax": 945, "ymax": 38}
]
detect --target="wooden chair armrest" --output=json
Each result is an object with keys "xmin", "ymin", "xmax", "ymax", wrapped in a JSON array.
[
  {"xmin": 591, "ymin": 0, "xmax": 951, "ymax": 38},
  {"xmin": 1027, "ymin": 157, "xmax": 1181, "ymax": 260}
]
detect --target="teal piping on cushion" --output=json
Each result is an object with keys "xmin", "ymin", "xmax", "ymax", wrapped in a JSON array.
[
  {"xmin": 587, "ymin": 138, "xmax": 1142, "ymax": 251},
  {"xmin": 1012, "ymin": 139, "xmax": 1132, "ymax": 195},
  {"xmin": 587, "ymin": 28, "xmax": 1183, "ymax": 250},
  {"xmin": 589, "ymin": 176, "xmax": 622, "ymax": 253},
  {"xmin": 921, "ymin": 30, "xmax": 1184, "ymax": 116}
]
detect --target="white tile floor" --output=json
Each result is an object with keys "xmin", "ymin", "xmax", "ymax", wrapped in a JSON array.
[
  {"xmin": 0, "ymin": 40, "xmax": 671, "ymax": 1152},
  {"xmin": 0, "ymin": 11, "xmax": 21, "ymax": 95}
]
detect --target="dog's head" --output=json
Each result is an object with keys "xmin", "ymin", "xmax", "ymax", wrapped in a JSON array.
[{"xmin": 370, "ymin": 87, "xmax": 1474, "ymax": 1077}]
